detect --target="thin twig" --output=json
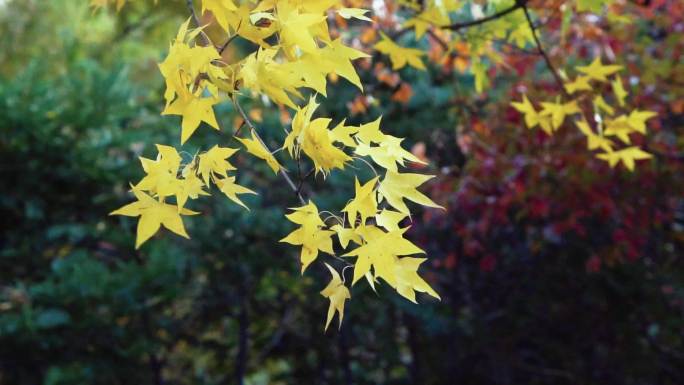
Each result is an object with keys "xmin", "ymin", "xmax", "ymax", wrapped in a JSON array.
[
  {"xmin": 218, "ymin": 20, "xmax": 242, "ymax": 54},
  {"xmin": 295, "ymin": 158, "xmax": 312, "ymax": 198},
  {"xmin": 303, "ymin": 168, "xmax": 315, "ymax": 180},
  {"xmin": 522, "ymin": 5, "xmax": 569, "ymax": 97},
  {"xmin": 183, "ymin": 0, "xmax": 306, "ymax": 206},
  {"xmin": 219, "ymin": 32, "xmax": 239, "ymax": 55},
  {"xmin": 353, "ymin": 156, "xmax": 379, "ymax": 177},
  {"xmin": 441, "ymin": 2, "xmax": 524, "ymax": 31},
  {"xmin": 426, "ymin": 29, "xmax": 449, "ymax": 51},
  {"xmin": 233, "ymin": 97, "xmax": 307, "ymax": 205},
  {"xmin": 186, "ymin": 0, "xmax": 211, "ymax": 46}
]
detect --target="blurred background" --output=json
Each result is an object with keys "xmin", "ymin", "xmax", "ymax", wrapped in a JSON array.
[{"xmin": 1, "ymin": 1, "xmax": 683, "ymax": 384}]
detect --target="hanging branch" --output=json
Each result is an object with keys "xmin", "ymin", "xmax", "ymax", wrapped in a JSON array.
[
  {"xmin": 233, "ymin": 98, "xmax": 307, "ymax": 205},
  {"xmin": 522, "ymin": 5, "xmax": 570, "ymax": 97},
  {"xmin": 186, "ymin": 0, "xmax": 307, "ymax": 206}
]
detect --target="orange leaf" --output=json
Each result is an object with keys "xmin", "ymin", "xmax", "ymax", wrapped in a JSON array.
[{"xmin": 391, "ymin": 83, "xmax": 413, "ymax": 104}]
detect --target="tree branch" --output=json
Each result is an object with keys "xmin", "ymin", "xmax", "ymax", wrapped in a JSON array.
[
  {"xmin": 426, "ymin": 29, "xmax": 449, "ymax": 52},
  {"xmin": 522, "ymin": 5, "xmax": 569, "ymax": 97},
  {"xmin": 441, "ymin": 2, "xmax": 524, "ymax": 31},
  {"xmin": 184, "ymin": 0, "xmax": 307, "ymax": 206},
  {"xmin": 219, "ymin": 33, "xmax": 238, "ymax": 55},
  {"xmin": 233, "ymin": 98, "xmax": 307, "ymax": 205},
  {"xmin": 186, "ymin": 0, "xmax": 215, "ymax": 48}
]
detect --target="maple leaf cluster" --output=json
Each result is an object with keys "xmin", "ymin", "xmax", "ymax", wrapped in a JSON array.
[
  {"xmin": 99, "ymin": 0, "xmax": 669, "ymax": 331},
  {"xmin": 105, "ymin": 0, "xmax": 444, "ymax": 330},
  {"xmin": 512, "ymin": 58, "xmax": 656, "ymax": 171}
]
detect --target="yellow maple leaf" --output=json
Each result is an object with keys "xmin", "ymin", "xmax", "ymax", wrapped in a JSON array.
[
  {"xmin": 625, "ymin": 109, "xmax": 657, "ymax": 134},
  {"xmin": 337, "ymin": 8, "xmax": 373, "ymax": 22},
  {"xmin": 343, "ymin": 227, "xmax": 425, "ymax": 290},
  {"xmin": 331, "ymin": 224, "xmax": 362, "ymax": 249},
  {"xmin": 175, "ymin": 171, "xmax": 209, "ymax": 212},
  {"xmin": 276, "ymin": 2, "xmax": 326, "ymax": 53},
  {"xmin": 564, "ymin": 75, "xmax": 592, "ymax": 94},
  {"xmin": 329, "ymin": 119, "xmax": 359, "ymax": 148},
  {"xmin": 280, "ymin": 201, "xmax": 335, "ymax": 273},
  {"xmin": 197, "ymin": 145, "xmax": 239, "ymax": 185},
  {"xmin": 375, "ymin": 209, "xmax": 408, "ymax": 232},
  {"xmin": 284, "ymin": 97, "xmax": 351, "ymax": 175},
  {"xmin": 392, "ymin": 257, "xmax": 440, "ymax": 303},
  {"xmin": 355, "ymin": 117, "xmax": 385, "ymax": 144},
  {"xmin": 300, "ymin": 118, "xmax": 351, "ymax": 175},
  {"xmin": 158, "ymin": 24, "xmax": 226, "ymax": 108},
  {"xmin": 612, "ymin": 76, "xmax": 628, "ymax": 107},
  {"xmin": 342, "ymin": 177, "xmax": 379, "ymax": 227},
  {"xmin": 134, "ymin": 145, "xmax": 210, "ymax": 211},
  {"xmin": 135, "ymin": 145, "xmax": 182, "ymax": 198},
  {"xmin": 236, "ymin": 128, "xmax": 283, "ymax": 174},
  {"xmin": 378, "ymin": 171, "xmax": 443, "ymax": 215},
  {"xmin": 284, "ymin": 96, "xmax": 320, "ymax": 156},
  {"xmin": 603, "ymin": 110, "xmax": 656, "ymax": 143},
  {"xmin": 284, "ymin": 56, "xmax": 329, "ymax": 96},
  {"xmin": 593, "ymin": 95, "xmax": 615, "ymax": 116},
  {"xmin": 575, "ymin": 120, "xmax": 614, "ymax": 152},
  {"xmin": 215, "ymin": 176, "xmax": 257, "ymax": 210},
  {"xmin": 239, "ymin": 48, "xmax": 304, "ymax": 108},
  {"xmin": 200, "ymin": 0, "xmax": 238, "ymax": 31},
  {"xmin": 539, "ymin": 100, "xmax": 580, "ymax": 130},
  {"xmin": 161, "ymin": 93, "xmax": 220, "ymax": 144},
  {"xmin": 404, "ymin": 6, "xmax": 449, "ymax": 38},
  {"xmin": 576, "ymin": 57, "xmax": 623, "ymax": 82},
  {"xmin": 318, "ymin": 38, "xmax": 370, "ymax": 91},
  {"xmin": 597, "ymin": 147, "xmax": 652, "ymax": 171},
  {"xmin": 320, "ymin": 263, "xmax": 351, "ymax": 331},
  {"xmin": 374, "ymin": 32, "xmax": 426, "ymax": 71},
  {"xmin": 354, "ymin": 135, "xmax": 426, "ymax": 172},
  {"xmin": 110, "ymin": 188, "xmax": 198, "ymax": 249},
  {"xmin": 604, "ymin": 116, "xmax": 634, "ymax": 143},
  {"xmin": 228, "ymin": 4, "xmax": 277, "ymax": 46},
  {"xmin": 511, "ymin": 94, "xmax": 539, "ymax": 128}
]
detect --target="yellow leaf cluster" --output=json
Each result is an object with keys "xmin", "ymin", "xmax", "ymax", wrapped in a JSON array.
[
  {"xmin": 279, "ymin": 108, "xmax": 443, "ymax": 328},
  {"xmin": 283, "ymin": 97, "xmax": 352, "ymax": 175},
  {"xmin": 158, "ymin": 19, "xmax": 227, "ymax": 144},
  {"xmin": 320, "ymin": 263, "xmax": 351, "ymax": 331},
  {"xmin": 374, "ymin": 32, "xmax": 426, "ymax": 71},
  {"xmin": 280, "ymin": 201, "xmax": 334, "ymax": 273},
  {"xmin": 111, "ymin": 144, "xmax": 255, "ymax": 248},
  {"xmin": 113, "ymin": 0, "xmax": 444, "ymax": 331},
  {"xmin": 511, "ymin": 57, "xmax": 656, "ymax": 171}
]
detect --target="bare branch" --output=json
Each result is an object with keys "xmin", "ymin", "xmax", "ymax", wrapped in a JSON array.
[
  {"xmin": 426, "ymin": 29, "xmax": 449, "ymax": 51},
  {"xmin": 441, "ymin": 2, "xmax": 524, "ymax": 31},
  {"xmin": 522, "ymin": 5, "xmax": 569, "ymax": 97}
]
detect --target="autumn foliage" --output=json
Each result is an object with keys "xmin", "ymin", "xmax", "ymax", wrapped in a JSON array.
[{"xmin": 92, "ymin": 0, "xmax": 683, "ymax": 332}]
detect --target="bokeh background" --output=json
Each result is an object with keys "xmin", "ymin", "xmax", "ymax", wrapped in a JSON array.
[{"xmin": 1, "ymin": 1, "xmax": 683, "ymax": 384}]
